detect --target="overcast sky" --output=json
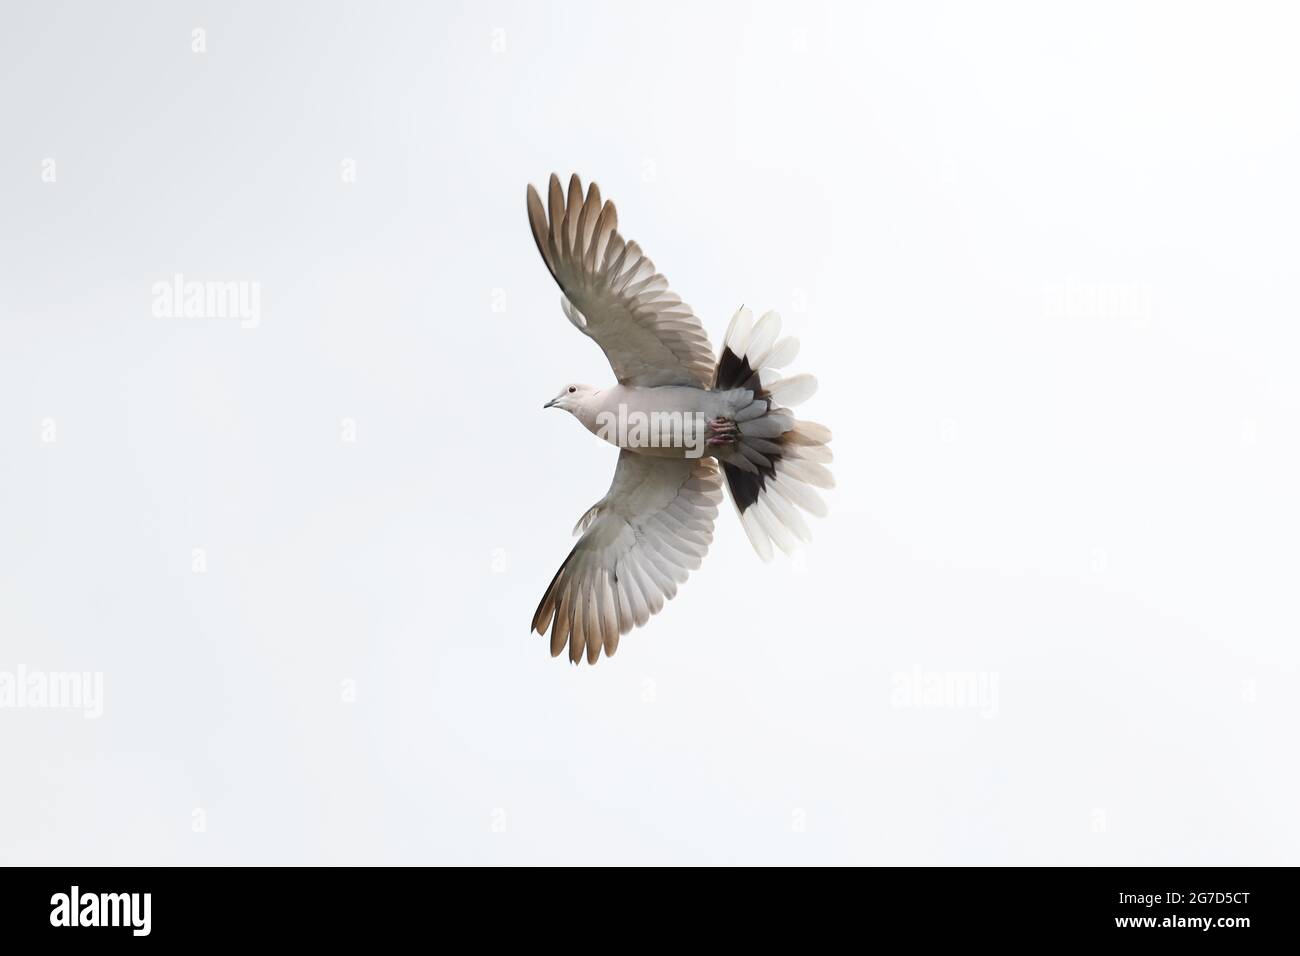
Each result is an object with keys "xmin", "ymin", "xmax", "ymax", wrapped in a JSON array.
[{"xmin": 1, "ymin": 0, "xmax": 1297, "ymax": 864}]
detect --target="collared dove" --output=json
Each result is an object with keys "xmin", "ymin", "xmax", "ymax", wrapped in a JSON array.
[{"xmin": 527, "ymin": 173, "xmax": 833, "ymax": 665}]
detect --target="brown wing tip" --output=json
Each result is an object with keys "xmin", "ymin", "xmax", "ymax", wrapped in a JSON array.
[{"xmin": 525, "ymin": 183, "xmax": 545, "ymax": 230}]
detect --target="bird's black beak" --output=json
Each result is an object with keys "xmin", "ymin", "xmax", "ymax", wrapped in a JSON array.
[{"xmin": 543, "ymin": 398, "xmax": 558, "ymax": 409}]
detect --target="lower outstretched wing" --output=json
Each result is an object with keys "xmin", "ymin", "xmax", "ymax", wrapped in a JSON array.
[{"xmin": 532, "ymin": 452, "xmax": 723, "ymax": 664}]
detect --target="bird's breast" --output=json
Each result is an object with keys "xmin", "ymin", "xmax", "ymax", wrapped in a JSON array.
[{"xmin": 583, "ymin": 385, "xmax": 733, "ymax": 458}]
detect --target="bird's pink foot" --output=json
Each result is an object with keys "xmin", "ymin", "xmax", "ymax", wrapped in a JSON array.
[{"xmin": 706, "ymin": 417, "xmax": 739, "ymax": 447}]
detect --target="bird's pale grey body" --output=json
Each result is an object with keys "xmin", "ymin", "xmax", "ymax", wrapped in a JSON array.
[
  {"xmin": 597, "ymin": 385, "xmax": 748, "ymax": 424},
  {"xmin": 526, "ymin": 173, "xmax": 834, "ymax": 664},
  {"xmin": 551, "ymin": 384, "xmax": 754, "ymax": 458}
]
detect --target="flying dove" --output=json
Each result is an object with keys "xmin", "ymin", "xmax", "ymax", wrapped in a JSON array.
[{"xmin": 527, "ymin": 173, "xmax": 834, "ymax": 664}]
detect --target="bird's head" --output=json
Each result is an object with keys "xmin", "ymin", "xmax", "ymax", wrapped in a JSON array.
[{"xmin": 543, "ymin": 383, "xmax": 597, "ymax": 414}]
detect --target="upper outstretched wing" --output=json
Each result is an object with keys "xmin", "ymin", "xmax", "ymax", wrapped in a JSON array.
[
  {"xmin": 526, "ymin": 173, "xmax": 716, "ymax": 387},
  {"xmin": 531, "ymin": 452, "xmax": 723, "ymax": 664}
]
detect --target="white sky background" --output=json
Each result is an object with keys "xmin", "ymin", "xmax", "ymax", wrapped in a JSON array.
[{"xmin": 1, "ymin": 1, "xmax": 1297, "ymax": 864}]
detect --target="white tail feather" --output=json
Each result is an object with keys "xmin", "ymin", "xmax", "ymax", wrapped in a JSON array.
[
  {"xmin": 764, "ymin": 373, "xmax": 818, "ymax": 408},
  {"xmin": 740, "ymin": 508, "xmax": 773, "ymax": 561},
  {"xmin": 760, "ymin": 336, "xmax": 799, "ymax": 370},
  {"xmin": 715, "ymin": 308, "xmax": 832, "ymax": 559},
  {"xmin": 723, "ymin": 306, "xmax": 754, "ymax": 358},
  {"xmin": 744, "ymin": 311, "xmax": 781, "ymax": 366}
]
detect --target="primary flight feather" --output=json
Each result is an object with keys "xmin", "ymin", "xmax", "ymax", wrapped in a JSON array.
[{"xmin": 527, "ymin": 173, "xmax": 834, "ymax": 665}]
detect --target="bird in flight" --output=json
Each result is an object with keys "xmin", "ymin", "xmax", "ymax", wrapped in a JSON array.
[{"xmin": 527, "ymin": 173, "xmax": 834, "ymax": 664}]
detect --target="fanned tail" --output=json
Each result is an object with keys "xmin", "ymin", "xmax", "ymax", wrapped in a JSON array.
[{"xmin": 712, "ymin": 307, "xmax": 833, "ymax": 560}]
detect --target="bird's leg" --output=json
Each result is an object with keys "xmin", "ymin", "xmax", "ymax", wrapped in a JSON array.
[{"xmin": 706, "ymin": 416, "xmax": 739, "ymax": 447}]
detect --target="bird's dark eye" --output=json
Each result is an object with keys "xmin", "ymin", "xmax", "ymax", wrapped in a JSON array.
[{"xmin": 568, "ymin": 386, "xmax": 576, "ymax": 393}]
